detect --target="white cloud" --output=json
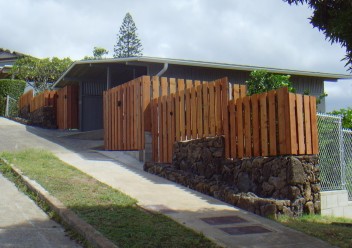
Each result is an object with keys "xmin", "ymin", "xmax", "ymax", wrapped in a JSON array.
[{"xmin": 0, "ymin": 0, "xmax": 351, "ymax": 110}]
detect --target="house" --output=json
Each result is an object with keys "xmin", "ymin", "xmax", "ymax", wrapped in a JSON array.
[
  {"xmin": 53, "ymin": 56, "xmax": 351, "ymax": 132},
  {"xmin": 0, "ymin": 48, "xmax": 24, "ymax": 79}
]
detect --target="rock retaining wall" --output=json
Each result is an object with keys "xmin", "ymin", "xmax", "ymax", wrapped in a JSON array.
[
  {"xmin": 144, "ymin": 136, "xmax": 321, "ymax": 218},
  {"xmin": 29, "ymin": 106, "xmax": 57, "ymax": 129}
]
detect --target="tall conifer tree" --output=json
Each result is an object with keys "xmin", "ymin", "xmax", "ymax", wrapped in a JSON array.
[{"xmin": 114, "ymin": 13, "xmax": 143, "ymax": 58}]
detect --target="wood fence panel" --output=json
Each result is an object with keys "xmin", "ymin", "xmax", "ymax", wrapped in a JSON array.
[
  {"xmin": 288, "ymin": 93, "xmax": 298, "ymax": 154},
  {"xmin": 268, "ymin": 90, "xmax": 277, "ymax": 156},
  {"xmin": 143, "ymin": 76, "xmax": 151, "ymax": 132},
  {"xmin": 178, "ymin": 79, "xmax": 185, "ymax": 140},
  {"xmin": 167, "ymin": 95, "xmax": 173, "ymax": 162},
  {"xmin": 251, "ymin": 94, "xmax": 260, "ymax": 156},
  {"xmin": 196, "ymin": 83, "xmax": 203, "ymax": 139},
  {"xmin": 277, "ymin": 87, "xmax": 288, "ymax": 154},
  {"xmin": 186, "ymin": 80, "xmax": 192, "ymax": 139},
  {"xmin": 162, "ymin": 95, "xmax": 168, "ymax": 162},
  {"xmin": 209, "ymin": 82, "xmax": 216, "ymax": 136},
  {"xmin": 244, "ymin": 96, "xmax": 252, "ymax": 157},
  {"xmin": 303, "ymin": 95, "xmax": 312, "ymax": 154},
  {"xmin": 236, "ymin": 97, "xmax": 244, "ymax": 158},
  {"xmin": 296, "ymin": 94, "xmax": 305, "ymax": 154},
  {"xmin": 240, "ymin": 85, "xmax": 247, "ymax": 98},
  {"xmin": 229, "ymin": 100, "xmax": 237, "ymax": 158},
  {"xmin": 191, "ymin": 85, "xmax": 197, "ymax": 139},
  {"xmin": 233, "ymin": 84, "xmax": 239, "ymax": 101},
  {"xmin": 310, "ymin": 96, "xmax": 319, "ymax": 154},
  {"xmin": 215, "ymin": 80, "xmax": 222, "ymax": 135},
  {"xmin": 203, "ymin": 83, "xmax": 209, "ymax": 137},
  {"xmin": 260, "ymin": 93, "xmax": 268, "ymax": 156},
  {"xmin": 221, "ymin": 78, "xmax": 230, "ymax": 158}
]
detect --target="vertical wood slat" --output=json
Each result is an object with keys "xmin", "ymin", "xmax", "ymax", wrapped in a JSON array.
[
  {"xmin": 196, "ymin": 82, "xmax": 203, "ymax": 139},
  {"xmin": 178, "ymin": 79, "xmax": 185, "ymax": 141},
  {"xmin": 252, "ymin": 94, "xmax": 260, "ymax": 156},
  {"xmin": 260, "ymin": 93, "xmax": 268, "ymax": 156},
  {"xmin": 236, "ymin": 97, "xmax": 244, "ymax": 158},
  {"xmin": 167, "ymin": 94, "xmax": 172, "ymax": 162},
  {"xmin": 296, "ymin": 94, "xmax": 305, "ymax": 154},
  {"xmin": 222, "ymin": 78, "xmax": 230, "ymax": 158},
  {"xmin": 162, "ymin": 95, "xmax": 168, "ymax": 162},
  {"xmin": 310, "ymin": 96, "xmax": 319, "ymax": 154},
  {"xmin": 243, "ymin": 96, "xmax": 252, "ymax": 157},
  {"xmin": 229, "ymin": 100, "xmax": 237, "ymax": 158},
  {"xmin": 202, "ymin": 83, "xmax": 209, "ymax": 137},
  {"xmin": 191, "ymin": 82, "xmax": 197, "ymax": 139},
  {"xmin": 185, "ymin": 80, "xmax": 192, "ymax": 140},
  {"xmin": 277, "ymin": 87, "xmax": 288, "ymax": 154},
  {"xmin": 208, "ymin": 82, "xmax": 216, "ymax": 136},
  {"xmin": 304, "ymin": 95, "xmax": 312, "ymax": 154},
  {"xmin": 215, "ymin": 79, "xmax": 222, "ymax": 135},
  {"xmin": 268, "ymin": 90, "xmax": 277, "ymax": 156},
  {"xmin": 288, "ymin": 93, "xmax": 298, "ymax": 154}
]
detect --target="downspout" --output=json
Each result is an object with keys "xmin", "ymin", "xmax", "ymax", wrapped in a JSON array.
[{"xmin": 156, "ymin": 63, "xmax": 168, "ymax": 76}]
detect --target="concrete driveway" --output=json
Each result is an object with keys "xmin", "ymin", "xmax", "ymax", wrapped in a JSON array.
[{"xmin": 0, "ymin": 117, "xmax": 333, "ymax": 248}]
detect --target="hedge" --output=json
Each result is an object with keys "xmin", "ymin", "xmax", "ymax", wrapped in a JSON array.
[{"xmin": 0, "ymin": 79, "xmax": 26, "ymax": 116}]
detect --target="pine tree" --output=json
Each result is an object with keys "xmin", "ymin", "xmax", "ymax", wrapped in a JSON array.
[{"xmin": 114, "ymin": 13, "xmax": 143, "ymax": 58}]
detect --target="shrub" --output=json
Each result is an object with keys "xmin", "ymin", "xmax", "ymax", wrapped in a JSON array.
[
  {"xmin": 246, "ymin": 70, "xmax": 295, "ymax": 96},
  {"xmin": 0, "ymin": 79, "xmax": 26, "ymax": 115}
]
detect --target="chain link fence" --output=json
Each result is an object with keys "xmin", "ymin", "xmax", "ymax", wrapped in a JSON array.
[
  {"xmin": 317, "ymin": 113, "xmax": 352, "ymax": 200},
  {"xmin": 343, "ymin": 129, "xmax": 352, "ymax": 200},
  {"xmin": 4, "ymin": 95, "xmax": 19, "ymax": 117}
]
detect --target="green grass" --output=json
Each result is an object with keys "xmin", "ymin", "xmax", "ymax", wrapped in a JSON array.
[
  {"xmin": 0, "ymin": 149, "xmax": 218, "ymax": 248},
  {"xmin": 277, "ymin": 214, "xmax": 352, "ymax": 248}
]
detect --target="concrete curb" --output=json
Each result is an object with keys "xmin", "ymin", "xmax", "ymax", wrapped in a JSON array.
[{"xmin": 0, "ymin": 158, "xmax": 118, "ymax": 248}]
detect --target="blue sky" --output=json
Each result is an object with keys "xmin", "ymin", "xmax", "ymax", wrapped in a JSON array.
[{"xmin": 0, "ymin": 0, "xmax": 351, "ymax": 112}]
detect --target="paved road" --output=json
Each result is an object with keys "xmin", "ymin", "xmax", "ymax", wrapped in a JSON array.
[
  {"xmin": 0, "ymin": 118, "xmax": 333, "ymax": 248},
  {"xmin": 0, "ymin": 118, "xmax": 81, "ymax": 247}
]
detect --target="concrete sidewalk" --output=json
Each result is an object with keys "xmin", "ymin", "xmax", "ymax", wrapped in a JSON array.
[
  {"xmin": 0, "ymin": 172, "xmax": 81, "ymax": 247},
  {"xmin": 0, "ymin": 118, "xmax": 332, "ymax": 247}
]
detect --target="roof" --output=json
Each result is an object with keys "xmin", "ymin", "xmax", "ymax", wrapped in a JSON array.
[
  {"xmin": 54, "ymin": 56, "xmax": 352, "ymax": 87},
  {"xmin": 0, "ymin": 48, "xmax": 25, "ymax": 60}
]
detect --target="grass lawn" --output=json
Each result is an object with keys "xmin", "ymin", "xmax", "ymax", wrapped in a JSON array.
[
  {"xmin": 0, "ymin": 149, "xmax": 218, "ymax": 248},
  {"xmin": 277, "ymin": 214, "xmax": 352, "ymax": 248}
]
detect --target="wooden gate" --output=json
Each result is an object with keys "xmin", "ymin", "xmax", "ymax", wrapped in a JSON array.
[{"xmin": 56, "ymin": 85, "xmax": 79, "ymax": 129}]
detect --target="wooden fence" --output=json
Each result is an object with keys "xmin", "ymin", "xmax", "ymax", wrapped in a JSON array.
[
  {"xmin": 103, "ymin": 76, "xmax": 318, "ymax": 163},
  {"xmin": 56, "ymin": 85, "xmax": 79, "ymax": 129},
  {"xmin": 30, "ymin": 90, "xmax": 57, "ymax": 112},
  {"xmin": 103, "ymin": 76, "xmax": 245, "ymax": 151},
  {"xmin": 151, "ymin": 79, "xmax": 318, "ymax": 163},
  {"xmin": 151, "ymin": 78, "xmax": 247, "ymax": 163},
  {"xmin": 103, "ymin": 77, "xmax": 149, "ymax": 150},
  {"xmin": 226, "ymin": 87, "xmax": 318, "ymax": 160},
  {"xmin": 18, "ymin": 90, "xmax": 33, "ymax": 111}
]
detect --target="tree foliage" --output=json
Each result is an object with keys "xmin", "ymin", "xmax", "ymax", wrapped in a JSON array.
[
  {"xmin": 245, "ymin": 70, "xmax": 295, "ymax": 95},
  {"xmin": 10, "ymin": 56, "xmax": 72, "ymax": 92},
  {"xmin": 84, "ymin": 47, "xmax": 109, "ymax": 60},
  {"xmin": 329, "ymin": 107, "xmax": 352, "ymax": 129},
  {"xmin": 284, "ymin": 0, "xmax": 352, "ymax": 71},
  {"xmin": 114, "ymin": 13, "xmax": 143, "ymax": 58}
]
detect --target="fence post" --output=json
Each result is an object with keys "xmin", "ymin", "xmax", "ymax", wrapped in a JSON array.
[{"xmin": 5, "ymin": 95, "xmax": 10, "ymax": 117}]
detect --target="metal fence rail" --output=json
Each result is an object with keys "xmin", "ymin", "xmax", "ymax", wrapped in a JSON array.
[{"xmin": 343, "ymin": 129, "xmax": 352, "ymax": 200}]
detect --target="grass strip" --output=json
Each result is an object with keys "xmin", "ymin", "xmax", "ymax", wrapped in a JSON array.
[
  {"xmin": 0, "ymin": 159, "xmax": 89, "ymax": 247},
  {"xmin": 0, "ymin": 149, "xmax": 218, "ymax": 248},
  {"xmin": 277, "ymin": 214, "xmax": 352, "ymax": 248}
]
